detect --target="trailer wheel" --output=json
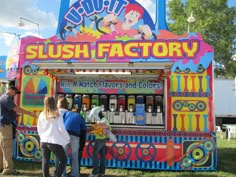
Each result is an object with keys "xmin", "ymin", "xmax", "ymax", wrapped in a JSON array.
[
  {"xmin": 111, "ymin": 142, "xmax": 131, "ymax": 161},
  {"xmin": 135, "ymin": 143, "xmax": 156, "ymax": 162}
]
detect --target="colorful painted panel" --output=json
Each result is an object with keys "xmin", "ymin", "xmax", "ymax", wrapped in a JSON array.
[
  {"xmin": 19, "ymin": 70, "xmax": 53, "ymax": 127},
  {"xmin": 14, "ymin": 127, "xmax": 41, "ymax": 162},
  {"xmin": 15, "ymin": 127, "xmax": 216, "ymax": 171},
  {"xmin": 167, "ymin": 64, "xmax": 214, "ymax": 132},
  {"xmin": 83, "ymin": 129, "xmax": 216, "ymax": 171}
]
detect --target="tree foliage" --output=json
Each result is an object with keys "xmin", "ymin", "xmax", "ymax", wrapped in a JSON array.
[{"xmin": 167, "ymin": 0, "xmax": 236, "ymax": 78}]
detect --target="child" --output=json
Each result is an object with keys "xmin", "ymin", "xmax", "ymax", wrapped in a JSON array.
[
  {"xmin": 89, "ymin": 111, "xmax": 110, "ymax": 177},
  {"xmin": 88, "ymin": 107, "xmax": 117, "ymax": 142}
]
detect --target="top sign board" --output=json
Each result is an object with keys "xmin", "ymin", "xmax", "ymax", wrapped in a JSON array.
[{"xmin": 19, "ymin": 0, "xmax": 214, "ymax": 73}]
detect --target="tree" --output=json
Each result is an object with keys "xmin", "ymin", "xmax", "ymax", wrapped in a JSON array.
[{"xmin": 167, "ymin": 0, "xmax": 236, "ymax": 78}]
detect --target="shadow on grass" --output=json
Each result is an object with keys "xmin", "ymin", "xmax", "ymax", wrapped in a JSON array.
[
  {"xmin": 81, "ymin": 175, "xmax": 127, "ymax": 177},
  {"xmin": 174, "ymin": 174, "xmax": 218, "ymax": 177},
  {"xmin": 14, "ymin": 161, "xmax": 42, "ymax": 177},
  {"xmin": 217, "ymin": 147, "xmax": 236, "ymax": 174}
]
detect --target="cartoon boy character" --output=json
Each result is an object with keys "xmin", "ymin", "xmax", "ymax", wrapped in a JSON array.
[{"xmin": 103, "ymin": 3, "xmax": 152, "ymax": 40}]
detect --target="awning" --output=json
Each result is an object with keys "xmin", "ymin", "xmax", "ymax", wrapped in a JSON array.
[
  {"xmin": 32, "ymin": 62, "xmax": 173, "ymax": 80},
  {"xmin": 32, "ymin": 62, "xmax": 173, "ymax": 70}
]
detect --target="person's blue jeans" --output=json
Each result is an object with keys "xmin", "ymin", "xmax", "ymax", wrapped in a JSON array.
[
  {"xmin": 66, "ymin": 135, "xmax": 80, "ymax": 177},
  {"xmin": 54, "ymin": 135, "xmax": 80, "ymax": 177},
  {"xmin": 91, "ymin": 139, "xmax": 107, "ymax": 175},
  {"xmin": 41, "ymin": 142, "xmax": 67, "ymax": 177}
]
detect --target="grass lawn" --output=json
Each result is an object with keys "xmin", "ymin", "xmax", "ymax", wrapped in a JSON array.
[{"xmin": 11, "ymin": 132, "xmax": 236, "ymax": 177}]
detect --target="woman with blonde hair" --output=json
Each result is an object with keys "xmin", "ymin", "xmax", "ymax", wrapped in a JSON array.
[{"xmin": 37, "ymin": 96, "xmax": 70, "ymax": 177}]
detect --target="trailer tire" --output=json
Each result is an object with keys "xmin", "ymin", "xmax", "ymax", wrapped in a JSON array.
[
  {"xmin": 111, "ymin": 142, "xmax": 131, "ymax": 161},
  {"xmin": 135, "ymin": 143, "xmax": 156, "ymax": 162}
]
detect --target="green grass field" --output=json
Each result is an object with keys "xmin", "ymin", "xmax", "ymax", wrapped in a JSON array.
[{"xmin": 12, "ymin": 132, "xmax": 236, "ymax": 177}]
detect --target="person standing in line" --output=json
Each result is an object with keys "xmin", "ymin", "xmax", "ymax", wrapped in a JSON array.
[
  {"xmin": 57, "ymin": 96, "xmax": 68, "ymax": 117},
  {"xmin": 71, "ymin": 107, "xmax": 87, "ymax": 174},
  {"xmin": 54, "ymin": 96, "xmax": 69, "ymax": 177},
  {"xmin": 37, "ymin": 96, "xmax": 70, "ymax": 177},
  {"xmin": 89, "ymin": 111, "xmax": 111, "ymax": 177},
  {"xmin": 63, "ymin": 107, "xmax": 87, "ymax": 177},
  {"xmin": 78, "ymin": 114, "xmax": 86, "ymax": 174},
  {"xmin": 0, "ymin": 86, "xmax": 36, "ymax": 175}
]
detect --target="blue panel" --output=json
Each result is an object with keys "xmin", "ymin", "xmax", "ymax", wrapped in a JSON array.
[
  {"xmin": 56, "ymin": 0, "xmax": 70, "ymax": 34},
  {"xmin": 156, "ymin": 0, "xmax": 169, "ymax": 30}
]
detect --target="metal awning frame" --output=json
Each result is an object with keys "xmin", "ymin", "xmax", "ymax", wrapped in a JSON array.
[
  {"xmin": 32, "ymin": 62, "xmax": 173, "ymax": 80},
  {"xmin": 32, "ymin": 62, "xmax": 173, "ymax": 70}
]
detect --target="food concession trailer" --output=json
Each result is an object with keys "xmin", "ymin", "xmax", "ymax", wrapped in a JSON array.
[{"xmin": 10, "ymin": 0, "xmax": 216, "ymax": 171}]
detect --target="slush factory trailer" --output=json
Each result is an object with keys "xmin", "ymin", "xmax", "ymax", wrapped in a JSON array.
[{"xmin": 5, "ymin": 0, "xmax": 216, "ymax": 171}]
